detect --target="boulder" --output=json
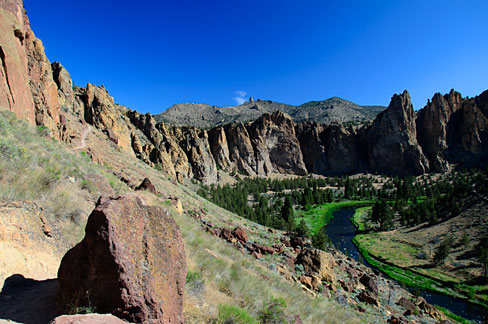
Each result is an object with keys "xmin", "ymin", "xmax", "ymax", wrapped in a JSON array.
[
  {"xmin": 50, "ymin": 314, "xmax": 133, "ymax": 324},
  {"xmin": 299, "ymin": 275, "xmax": 320, "ymax": 291},
  {"xmin": 220, "ymin": 228, "xmax": 234, "ymax": 242},
  {"xmin": 254, "ymin": 244, "xmax": 277, "ymax": 255},
  {"xmin": 396, "ymin": 297, "xmax": 417, "ymax": 314},
  {"xmin": 57, "ymin": 194, "xmax": 187, "ymax": 324},
  {"xmin": 295, "ymin": 248, "xmax": 335, "ymax": 282},
  {"xmin": 416, "ymin": 297, "xmax": 446, "ymax": 320},
  {"xmin": 359, "ymin": 273, "xmax": 378, "ymax": 296},
  {"xmin": 289, "ymin": 236, "xmax": 305, "ymax": 249},
  {"xmin": 135, "ymin": 178, "xmax": 158, "ymax": 195},
  {"xmin": 357, "ymin": 291, "xmax": 380, "ymax": 307},
  {"xmin": 232, "ymin": 226, "xmax": 248, "ymax": 244}
]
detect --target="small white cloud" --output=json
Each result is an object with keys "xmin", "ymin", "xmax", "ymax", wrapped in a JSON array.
[
  {"xmin": 233, "ymin": 90, "xmax": 247, "ymax": 105},
  {"xmin": 235, "ymin": 90, "xmax": 247, "ymax": 97},
  {"xmin": 233, "ymin": 96, "xmax": 246, "ymax": 105}
]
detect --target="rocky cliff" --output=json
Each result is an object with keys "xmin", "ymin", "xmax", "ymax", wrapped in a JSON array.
[
  {"xmin": 1, "ymin": 0, "xmax": 488, "ymax": 183},
  {"xmin": 0, "ymin": 0, "xmax": 59, "ymax": 134}
]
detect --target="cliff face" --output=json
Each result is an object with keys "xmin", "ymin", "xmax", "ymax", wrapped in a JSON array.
[
  {"xmin": 363, "ymin": 90, "xmax": 429, "ymax": 175},
  {"xmin": 0, "ymin": 0, "xmax": 59, "ymax": 133},
  {"xmin": 2, "ymin": 0, "xmax": 488, "ymax": 183}
]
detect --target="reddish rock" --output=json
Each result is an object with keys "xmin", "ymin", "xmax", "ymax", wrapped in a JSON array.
[
  {"xmin": 357, "ymin": 291, "xmax": 380, "ymax": 307},
  {"xmin": 292, "ymin": 315, "xmax": 303, "ymax": 324},
  {"xmin": 254, "ymin": 243, "xmax": 276, "ymax": 255},
  {"xmin": 280, "ymin": 236, "xmax": 291, "ymax": 247},
  {"xmin": 359, "ymin": 273, "xmax": 378, "ymax": 296},
  {"xmin": 232, "ymin": 226, "xmax": 248, "ymax": 243},
  {"xmin": 272, "ymin": 243, "xmax": 285, "ymax": 254},
  {"xmin": 135, "ymin": 177, "xmax": 158, "ymax": 195},
  {"xmin": 50, "ymin": 314, "xmax": 133, "ymax": 324},
  {"xmin": 104, "ymin": 128, "xmax": 119, "ymax": 144},
  {"xmin": 387, "ymin": 316, "xmax": 408, "ymax": 324},
  {"xmin": 252, "ymin": 250, "xmax": 262, "ymax": 259},
  {"xmin": 57, "ymin": 194, "xmax": 187, "ymax": 324},
  {"xmin": 290, "ymin": 236, "xmax": 305, "ymax": 248},
  {"xmin": 220, "ymin": 227, "xmax": 233, "ymax": 242},
  {"xmin": 397, "ymin": 297, "xmax": 417, "ymax": 314}
]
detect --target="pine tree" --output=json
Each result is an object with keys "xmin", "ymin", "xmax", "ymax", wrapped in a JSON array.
[{"xmin": 281, "ymin": 197, "xmax": 294, "ymax": 223}]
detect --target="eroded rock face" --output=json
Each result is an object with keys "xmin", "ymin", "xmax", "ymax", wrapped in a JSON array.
[
  {"xmin": 57, "ymin": 194, "xmax": 187, "ymax": 324},
  {"xmin": 416, "ymin": 90, "xmax": 462, "ymax": 171},
  {"xmin": 0, "ymin": 0, "xmax": 59, "ymax": 133},
  {"xmin": 363, "ymin": 90, "xmax": 429, "ymax": 175},
  {"xmin": 247, "ymin": 111, "xmax": 307, "ymax": 175}
]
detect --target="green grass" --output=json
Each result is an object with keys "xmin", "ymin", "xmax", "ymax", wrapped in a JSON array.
[
  {"xmin": 354, "ymin": 235, "xmax": 488, "ymax": 313},
  {"xmin": 350, "ymin": 206, "xmax": 371, "ymax": 231},
  {"xmin": 354, "ymin": 236, "xmax": 453, "ymax": 295},
  {"xmin": 294, "ymin": 200, "xmax": 374, "ymax": 235},
  {"xmin": 218, "ymin": 304, "xmax": 259, "ymax": 324},
  {"xmin": 435, "ymin": 306, "xmax": 473, "ymax": 324}
]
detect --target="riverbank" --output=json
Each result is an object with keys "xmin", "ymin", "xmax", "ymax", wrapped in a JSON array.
[
  {"xmin": 294, "ymin": 200, "xmax": 374, "ymax": 235},
  {"xmin": 351, "ymin": 207, "xmax": 488, "ymax": 313}
]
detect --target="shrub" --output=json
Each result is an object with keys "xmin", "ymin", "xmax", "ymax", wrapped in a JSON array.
[
  {"xmin": 257, "ymin": 297, "xmax": 288, "ymax": 324},
  {"xmin": 218, "ymin": 304, "xmax": 259, "ymax": 324}
]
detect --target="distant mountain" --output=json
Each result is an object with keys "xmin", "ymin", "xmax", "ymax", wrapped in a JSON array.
[{"xmin": 155, "ymin": 97, "xmax": 385, "ymax": 128}]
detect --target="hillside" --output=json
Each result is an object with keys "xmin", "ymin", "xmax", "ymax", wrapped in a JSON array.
[
  {"xmin": 155, "ymin": 97, "xmax": 385, "ymax": 128},
  {"xmin": 0, "ymin": 0, "xmax": 486, "ymax": 323}
]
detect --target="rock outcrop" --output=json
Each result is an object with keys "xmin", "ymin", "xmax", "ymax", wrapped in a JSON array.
[
  {"xmin": 0, "ymin": 0, "xmax": 59, "ymax": 134},
  {"xmin": 295, "ymin": 248, "xmax": 336, "ymax": 283},
  {"xmin": 2, "ymin": 0, "xmax": 488, "ymax": 182},
  {"xmin": 363, "ymin": 90, "xmax": 429, "ymax": 175},
  {"xmin": 57, "ymin": 195, "xmax": 187, "ymax": 324}
]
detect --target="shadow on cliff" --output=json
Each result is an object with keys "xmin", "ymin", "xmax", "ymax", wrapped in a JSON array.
[{"xmin": 0, "ymin": 274, "xmax": 62, "ymax": 324}]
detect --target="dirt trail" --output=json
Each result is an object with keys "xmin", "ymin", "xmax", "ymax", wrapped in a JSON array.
[{"xmin": 72, "ymin": 125, "xmax": 91, "ymax": 151}]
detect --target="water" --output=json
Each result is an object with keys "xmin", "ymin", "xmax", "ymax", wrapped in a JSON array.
[{"xmin": 324, "ymin": 207, "xmax": 488, "ymax": 323}]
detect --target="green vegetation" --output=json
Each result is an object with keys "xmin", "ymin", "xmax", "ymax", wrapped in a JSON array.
[
  {"xmin": 257, "ymin": 296, "xmax": 288, "ymax": 324},
  {"xmin": 294, "ymin": 200, "xmax": 373, "ymax": 235},
  {"xmin": 350, "ymin": 206, "xmax": 371, "ymax": 231},
  {"xmin": 435, "ymin": 306, "xmax": 473, "ymax": 324},
  {"xmin": 218, "ymin": 304, "xmax": 259, "ymax": 324},
  {"xmin": 433, "ymin": 235, "xmax": 454, "ymax": 266},
  {"xmin": 476, "ymin": 235, "xmax": 488, "ymax": 279},
  {"xmin": 353, "ymin": 236, "xmax": 454, "ymax": 296}
]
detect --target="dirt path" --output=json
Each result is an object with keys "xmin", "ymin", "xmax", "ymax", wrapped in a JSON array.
[{"xmin": 72, "ymin": 125, "xmax": 92, "ymax": 151}]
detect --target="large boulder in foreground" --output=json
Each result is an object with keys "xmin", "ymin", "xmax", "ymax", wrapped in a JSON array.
[
  {"xmin": 50, "ymin": 314, "xmax": 133, "ymax": 324},
  {"xmin": 57, "ymin": 194, "xmax": 187, "ymax": 324}
]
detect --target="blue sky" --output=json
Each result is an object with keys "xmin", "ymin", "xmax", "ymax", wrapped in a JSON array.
[{"xmin": 25, "ymin": 0, "xmax": 488, "ymax": 114}]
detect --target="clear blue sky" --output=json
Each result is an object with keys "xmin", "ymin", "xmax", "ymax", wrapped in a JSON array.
[{"xmin": 25, "ymin": 0, "xmax": 488, "ymax": 114}]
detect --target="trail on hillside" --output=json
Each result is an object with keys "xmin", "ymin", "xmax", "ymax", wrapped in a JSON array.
[{"xmin": 72, "ymin": 125, "xmax": 91, "ymax": 151}]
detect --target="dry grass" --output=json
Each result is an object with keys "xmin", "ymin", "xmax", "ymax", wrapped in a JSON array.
[{"xmin": 0, "ymin": 110, "xmax": 368, "ymax": 323}]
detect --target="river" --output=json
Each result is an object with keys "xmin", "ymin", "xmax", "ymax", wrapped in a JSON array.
[{"xmin": 324, "ymin": 207, "xmax": 488, "ymax": 323}]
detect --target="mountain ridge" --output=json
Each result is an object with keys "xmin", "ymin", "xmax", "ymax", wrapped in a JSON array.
[{"xmin": 155, "ymin": 97, "xmax": 385, "ymax": 128}]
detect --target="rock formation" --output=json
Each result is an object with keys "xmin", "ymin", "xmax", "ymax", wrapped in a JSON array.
[
  {"xmin": 363, "ymin": 90, "xmax": 429, "ymax": 175},
  {"xmin": 2, "ymin": 0, "xmax": 488, "ymax": 182},
  {"xmin": 57, "ymin": 194, "xmax": 186, "ymax": 324},
  {"xmin": 0, "ymin": 0, "xmax": 59, "ymax": 134}
]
